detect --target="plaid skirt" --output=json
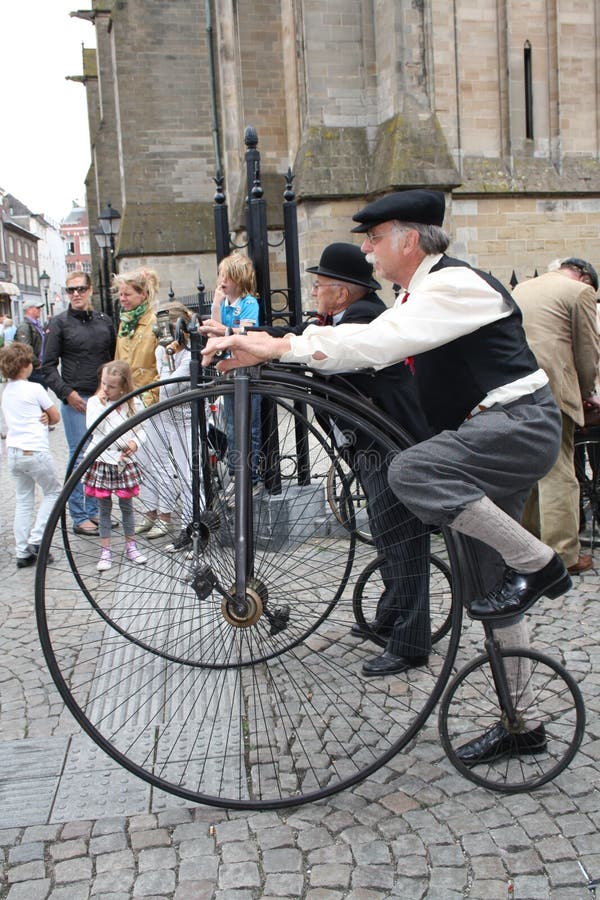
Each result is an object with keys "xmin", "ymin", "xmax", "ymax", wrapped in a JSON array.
[{"xmin": 83, "ymin": 460, "xmax": 142, "ymax": 499}]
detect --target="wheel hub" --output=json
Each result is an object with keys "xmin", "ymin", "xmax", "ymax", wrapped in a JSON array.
[{"xmin": 221, "ymin": 578, "xmax": 268, "ymax": 628}]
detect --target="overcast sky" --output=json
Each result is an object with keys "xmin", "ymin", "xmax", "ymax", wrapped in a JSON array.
[{"xmin": 0, "ymin": 1, "xmax": 96, "ymax": 224}]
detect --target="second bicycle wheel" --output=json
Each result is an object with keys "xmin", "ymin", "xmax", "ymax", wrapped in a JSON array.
[
  {"xmin": 326, "ymin": 458, "xmax": 373, "ymax": 543},
  {"xmin": 438, "ymin": 648, "xmax": 585, "ymax": 792},
  {"xmin": 353, "ymin": 547, "xmax": 455, "ymax": 646},
  {"xmin": 36, "ymin": 371, "xmax": 464, "ymax": 809}
]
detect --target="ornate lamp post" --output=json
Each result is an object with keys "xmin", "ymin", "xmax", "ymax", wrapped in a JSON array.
[
  {"xmin": 93, "ymin": 227, "xmax": 111, "ymax": 319},
  {"xmin": 96, "ymin": 202, "xmax": 121, "ymax": 323},
  {"xmin": 98, "ymin": 202, "xmax": 121, "ymax": 275},
  {"xmin": 39, "ymin": 269, "xmax": 50, "ymax": 317}
]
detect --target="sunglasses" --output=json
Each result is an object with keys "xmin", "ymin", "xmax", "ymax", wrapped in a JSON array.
[{"xmin": 66, "ymin": 285, "xmax": 90, "ymax": 295}]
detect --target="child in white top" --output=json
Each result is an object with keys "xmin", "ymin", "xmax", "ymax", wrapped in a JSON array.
[
  {"xmin": 0, "ymin": 342, "xmax": 61, "ymax": 568},
  {"xmin": 135, "ymin": 303, "xmax": 192, "ymax": 539},
  {"xmin": 83, "ymin": 360, "xmax": 146, "ymax": 571}
]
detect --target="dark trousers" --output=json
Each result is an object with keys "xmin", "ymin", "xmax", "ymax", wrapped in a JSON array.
[{"xmin": 354, "ymin": 454, "xmax": 432, "ymax": 658}]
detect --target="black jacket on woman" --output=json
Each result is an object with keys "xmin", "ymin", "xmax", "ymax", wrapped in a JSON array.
[{"xmin": 42, "ymin": 306, "xmax": 116, "ymax": 402}]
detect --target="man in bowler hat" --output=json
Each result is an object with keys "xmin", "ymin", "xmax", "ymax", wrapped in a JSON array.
[
  {"xmin": 257, "ymin": 242, "xmax": 435, "ymax": 675},
  {"xmin": 203, "ymin": 189, "xmax": 568, "ymax": 766}
]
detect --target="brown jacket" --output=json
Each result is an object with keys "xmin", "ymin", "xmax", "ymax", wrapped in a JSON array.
[
  {"xmin": 115, "ymin": 307, "xmax": 159, "ymax": 405},
  {"xmin": 513, "ymin": 270, "xmax": 599, "ymax": 426}
]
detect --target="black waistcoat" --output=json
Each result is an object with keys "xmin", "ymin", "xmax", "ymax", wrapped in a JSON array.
[{"xmin": 413, "ymin": 256, "xmax": 539, "ymax": 433}]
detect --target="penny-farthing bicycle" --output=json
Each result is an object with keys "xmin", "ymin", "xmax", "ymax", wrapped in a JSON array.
[{"xmin": 35, "ymin": 346, "xmax": 585, "ymax": 807}]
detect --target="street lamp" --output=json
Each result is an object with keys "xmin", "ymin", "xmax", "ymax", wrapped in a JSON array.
[
  {"xmin": 39, "ymin": 269, "xmax": 50, "ymax": 317},
  {"xmin": 96, "ymin": 202, "xmax": 121, "ymax": 323},
  {"xmin": 98, "ymin": 201, "xmax": 121, "ymax": 275},
  {"xmin": 94, "ymin": 226, "xmax": 112, "ymax": 319}
]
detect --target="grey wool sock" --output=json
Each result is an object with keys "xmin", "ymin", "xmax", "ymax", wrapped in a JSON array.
[{"xmin": 451, "ymin": 496, "xmax": 554, "ymax": 573}]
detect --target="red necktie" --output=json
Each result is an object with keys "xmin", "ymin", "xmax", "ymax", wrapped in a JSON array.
[
  {"xmin": 316, "ymin": 313, "xmax": 333, "ymax": 326},
  {"xmin": 400, "ymin": 292, "xmax": 415, "ymax": 374}
]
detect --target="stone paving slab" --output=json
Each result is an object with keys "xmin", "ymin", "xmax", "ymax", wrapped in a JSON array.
[{"xmin": 2, "ymin": 420, "xmax": 600, "ymax": 898}]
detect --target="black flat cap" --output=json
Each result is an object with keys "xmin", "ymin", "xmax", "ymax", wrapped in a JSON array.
[
  {"xmin": 351, "ymin": 189, "xmax": 446, "ymax": 232},
  {"xmin": 306, "ymin": 242, "xmax": 381, "ymax": 290}
]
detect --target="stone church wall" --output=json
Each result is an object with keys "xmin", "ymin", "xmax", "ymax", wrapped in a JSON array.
[{"xmin": 84, "ymin": 0, "xmax": 600, "ymax": 304}]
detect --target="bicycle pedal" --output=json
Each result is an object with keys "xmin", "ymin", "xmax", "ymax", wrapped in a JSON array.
[
  {"xmin": 268, "ymin": 604, "xmax": 290, "ymax": 635},
  {"xmin": 191, "ymin": 565, "xmax": 218, "ymax": 602}
]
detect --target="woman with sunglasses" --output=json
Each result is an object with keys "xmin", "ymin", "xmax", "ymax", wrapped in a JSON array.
[{"xmin": 42, "ymin": 271, "xmax": 116, "ymax": 535}]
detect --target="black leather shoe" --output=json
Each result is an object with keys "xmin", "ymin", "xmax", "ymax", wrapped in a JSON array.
[
  {"xmin": 362, "ymin": 651, "xmax": 428, "ymax": 677},
  {"xmin": 457, "ymin": 722, "xmax": 547, "ymax": 767},
  {"xmin": 16, "ymin": 554, "xmax": 37, "ymax": 569},
  {"xmin": 469, "ymin": 554, "xmax": 572, "ymax": 621},
  {"xmin": 73, "ymin": 522, "xmax": 99, "ymax": 536},
  {"xmin": 26, "ymin": 544, "xmax": 54, "ymax": 564}
]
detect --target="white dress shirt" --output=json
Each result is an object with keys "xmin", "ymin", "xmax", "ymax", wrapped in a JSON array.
[{"xmin": 282, "ymin": 254, "xmax": 547, "ymax": 411}]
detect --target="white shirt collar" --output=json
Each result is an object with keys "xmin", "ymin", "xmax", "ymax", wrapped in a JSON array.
[{"xmin": 407, "ymin": 253, "xmax": 443, "ymax": 292}]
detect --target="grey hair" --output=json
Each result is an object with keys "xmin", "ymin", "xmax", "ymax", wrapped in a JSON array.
[{"xmin": 392, "ymin": 220, "xmax": 450, "ymax": 254}]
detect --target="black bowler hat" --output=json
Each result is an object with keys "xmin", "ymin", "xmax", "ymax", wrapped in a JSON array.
[
  {"xmin": 351, "ymin": 189, "xmax": 446, "ymax": 232},
  {"xmin": 306, "ymin": 242, "xmax": 381, "ymax": 290}
]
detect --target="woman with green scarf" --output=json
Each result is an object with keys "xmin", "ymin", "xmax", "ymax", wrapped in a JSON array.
[{"xmin": 114, "ymin": 268, "xmax": 160, "ymax": 406}]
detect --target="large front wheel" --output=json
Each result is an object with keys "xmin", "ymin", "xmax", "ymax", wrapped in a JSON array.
[{"xmin": 36, "ymin": 372, "xmax": 465, "ymax": 809}]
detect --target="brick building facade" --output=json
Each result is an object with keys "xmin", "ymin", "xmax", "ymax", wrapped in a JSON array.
[
  {"xmin": 61, "ymin": 205, "xmax": 91, "ymax": 277},
  {"xmin": 76, "ymin": 0, "xmax": 600, "ymax": 306}
]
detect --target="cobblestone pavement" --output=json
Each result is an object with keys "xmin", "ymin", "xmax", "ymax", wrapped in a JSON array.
[{"xmin": 1, "ymin": 425, "xmax": 599, "ymax": 900}]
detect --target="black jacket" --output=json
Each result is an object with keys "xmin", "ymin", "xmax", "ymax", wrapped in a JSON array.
[
  {"xmin": 14, "ymin": 318, "xmax": 44, "ymax": 367},
  {"xmin": 42, "ymin": 306, "xmax": 116, "ymax": 402},
  {"xmin": 264, "ymin": 291, "xmax": 431, "ymax": 443}
]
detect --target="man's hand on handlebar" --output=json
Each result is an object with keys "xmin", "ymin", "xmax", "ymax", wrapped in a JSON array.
[{"xmin": 201, "ymin": 332, "xmax": 291, "ymax": 372}]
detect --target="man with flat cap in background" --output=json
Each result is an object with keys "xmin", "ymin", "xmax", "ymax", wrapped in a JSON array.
[
  {"xmin": 203, "ymin": 188, "xmax": 571, "ymax": 766},
  {"xmin": 15, "ymin": 298, "xmax": 48, "ymax": 387},
  {"xmin": 514, "ymin": 257, "xmax": 600, "ymax": 577}
]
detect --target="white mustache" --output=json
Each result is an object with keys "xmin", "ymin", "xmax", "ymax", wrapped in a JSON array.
[{"xmin": 365, "ymin": 252, "xmax": 376, "ymax": 265}]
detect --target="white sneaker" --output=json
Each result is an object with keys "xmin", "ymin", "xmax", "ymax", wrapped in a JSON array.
[
  {"xmin": 126, "ymin": 542, "xmax": 147, "ymax": 565},
  {"xmin": 97, "ymin": 549, "xmax": 113, "ymax": 571},
  {"xmin": 135, "ymin": 517, "xmax": 156, "ymax": 534},
  {"xmin": 146, "ymin": 519, "xmax": 171, "ymax": 539}
]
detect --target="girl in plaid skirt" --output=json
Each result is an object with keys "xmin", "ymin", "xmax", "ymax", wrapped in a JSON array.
[{"xmin": 83, "ymin": 360, "xmax": 147, "ymax": 571}]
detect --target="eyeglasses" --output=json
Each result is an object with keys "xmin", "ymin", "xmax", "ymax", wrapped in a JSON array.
[
  {"xmin": 66, "ymin": 285, "xmax": 90, "ymax": 295},
  {"xmin": 311, "ymin": 281, "xmax": 345, "ymax": 291},
  {"xmin": 365, "ymin": 227, "xmax": 398, "ymax": 244}
]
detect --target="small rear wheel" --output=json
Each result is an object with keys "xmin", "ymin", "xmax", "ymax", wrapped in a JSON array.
[
  {"xmin": 438, "ymin": 648, "xmax": 585, "ymax": 792},
  {"xmin": 574, "ymin": 429, "xmax": 600, "ymax": 550}
]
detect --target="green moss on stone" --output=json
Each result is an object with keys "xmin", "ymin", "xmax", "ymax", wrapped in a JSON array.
[
  {"xmin": 117, "ymin": 202, "xmax": 215, "ymax": 257},
  {"xmin": 294, "ymin": 126, "xmax": 369, "ymax": 199},
  {"xmin": 369, "ymin": 108, "xmax": 460, "ymax": 194}
]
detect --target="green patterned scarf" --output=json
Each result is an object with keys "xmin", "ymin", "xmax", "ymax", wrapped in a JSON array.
[{"xmin": 118, "ymin": 301, "xmax": 148, "ymax": 338}]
